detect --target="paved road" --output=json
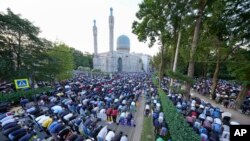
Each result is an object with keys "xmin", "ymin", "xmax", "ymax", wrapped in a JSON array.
[
  {"xmin": 131, "ymin": 92, "xmax": 146, "ymax": 141},
  {"xmin": 191, "ymin": 90, "xmax": 250, "ymax": 125}
]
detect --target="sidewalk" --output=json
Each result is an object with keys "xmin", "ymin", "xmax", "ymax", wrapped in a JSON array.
[
  {"xmin": 191, "ymin": 90, "xmax": 250, "ymax": 125},
  {"xmin": 131, "ymin": 93, "xmax": 146, "ymax": 141}
]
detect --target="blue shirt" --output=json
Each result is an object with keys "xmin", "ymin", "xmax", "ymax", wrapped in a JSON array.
[
  {"xmin": 18, "ymin": 133, "xmax": 34, "ymax": 141},
  {"xmin": 9, "ymin": 128, "xmax": 26, "ymax": 137},
  {"xmin": 0, "ymin": 114, "xmax": 6, "ymax": 120},
  {"xmin": 50, "ymin": 123, "xmax": 64, "ymax": 134},
  {"xmin": 48, "ymin": 121, "xmax": 58, "ymax": 132}
]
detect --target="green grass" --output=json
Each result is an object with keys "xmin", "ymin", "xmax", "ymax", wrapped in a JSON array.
[{"xmin": 141, "ymin": 115, "xmax": 155, "ymax": 141}]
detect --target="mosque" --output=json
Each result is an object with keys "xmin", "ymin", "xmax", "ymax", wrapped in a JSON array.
[{"xmin": 92, "ymin": 8, "xmax": 151, "ymax": 73}]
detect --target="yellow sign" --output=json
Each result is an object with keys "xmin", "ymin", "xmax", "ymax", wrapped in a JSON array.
[{"xmin": 14, "ymin": 78, "xmax": 30, "ymax": 89}]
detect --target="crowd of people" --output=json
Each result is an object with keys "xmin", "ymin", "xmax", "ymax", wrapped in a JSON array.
[
  {"xmin": 143, "ymin": 80, "xmax": 169, "ymax": 141},
  {"xmin": 193, "ymin": 79, "xmax": 250, "ymax": 114},
  {"xmin": 1, "ymin": 72, "xmax": 249, "ymax": 141},
  {"xmin": 160, "ymin": 77, "xmax": 240, "ymax": 141},
  {"xmin": 0, "ymin": 72, "xmax": 151, "ymax": 141}
]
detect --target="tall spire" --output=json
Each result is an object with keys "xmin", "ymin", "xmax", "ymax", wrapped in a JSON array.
[
  {"xmin": 109, "ymin": 7, "xmax": 114, "ymax": 53},
  {"xmin": 93, "ymin": 19, "xmax": 98, "ymax": 56},
  {"xmin": 110, "ymin": 7, "xmax": 113, "ymax": 16}
]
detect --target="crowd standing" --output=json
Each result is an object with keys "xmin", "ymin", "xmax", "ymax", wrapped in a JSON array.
[{"xmin": 193, "ymin": 79, "xmax": 250, "ymax": 114}]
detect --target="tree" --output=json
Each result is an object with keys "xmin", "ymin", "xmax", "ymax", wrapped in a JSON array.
[
  {"xmin": 133, "ymin": 0, "xmax": 172, "ymax": 83},
  {"xmin": 0, "ymin": 8, "xmax": 49, "ymax": 81},
  {"xmin": 228, "ymin": 49, "xmax": 250, "ymax": 108},
  {"xmin": 133, "ymin": 0, "xmax": 192, "ymax": 82},
  {"xmin": 45, "ymin": 43, "xmax": 74, "ymax": 81},
  {"xmin": 184, "ymin": 0, "xmax": 209, "ymax": 99},
  {"xmin": 71, "ymin": 48, "xmax": 93, "ymax": 69},
  {"xmin": 205, "ymin": 0, "xmax": 250, "ymax": 99}
]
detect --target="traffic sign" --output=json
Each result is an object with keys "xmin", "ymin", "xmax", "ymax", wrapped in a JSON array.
[{"xmin": 14, "ymin": 79, "xmax": 30, "ymax": 89}]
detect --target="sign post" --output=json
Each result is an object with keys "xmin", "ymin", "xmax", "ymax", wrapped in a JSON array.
[{"xmin": 14, "ymin": 78, "xmax": 30, "ymax": 89}]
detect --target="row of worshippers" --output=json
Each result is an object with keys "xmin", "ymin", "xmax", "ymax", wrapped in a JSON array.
[
  {"xmin": 144, "ymin": 81, "xmax": 169, "ymax": 140},
  {"xmin": 160, "ymin": 77, "xmax": 235, "ymax": 141},
  {"xmin": 0, "ymin": 111, "xmax": 38, "ymax": 141},
  {"xmin": 4, "ymin": 72, "xmax": 150, "ymax": 140},
  {"xmin": 193, "ymin": 78, "xmax": 250, "ymax": 114},
  {"xmin": 193, "ymin": 79, "xmax": 240, "ymax": 108}
]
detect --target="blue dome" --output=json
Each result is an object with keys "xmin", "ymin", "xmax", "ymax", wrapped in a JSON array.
[{"xmin": 117, "ymin": 35, "xmax": 130, "ymax": 50}]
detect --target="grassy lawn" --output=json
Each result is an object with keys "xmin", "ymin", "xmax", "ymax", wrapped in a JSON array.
[{"xmin": 141, "ymin": 115, "xmax": 155, "ymax": 141}]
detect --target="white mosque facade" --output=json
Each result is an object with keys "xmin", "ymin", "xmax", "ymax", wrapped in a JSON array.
[{"xmin": 93, "ymin": 8, "xmax": 151, "ymax": 73}]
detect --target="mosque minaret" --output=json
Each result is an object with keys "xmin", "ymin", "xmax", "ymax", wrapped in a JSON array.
[
  {"xmin": 109, "ymin": 8, "xmax": 114, "ymax": 53},
  {"xmin": 92, "ymin": 8, "xmax": 151, "ymax": 73},
  {"xmin": 93, "ymin": 20, "xmax": 98, "ymax": 56}
]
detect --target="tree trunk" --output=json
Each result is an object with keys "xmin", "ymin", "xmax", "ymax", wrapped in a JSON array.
[
  {"xmin": 159, "ymin": 44, "xmax": 164, "ymax": 85},
  {"xmin": 235, "ymin": 84, "xmax": 250, "ymax": 109},
  {"xmin": 16, "ymin": 32, "xmax": 22, "ymax": 75},
  {"xmin": 169, "ymin": 31, "xmax": 181, "ymax": 94},
  {"xmin": 211, "ymin": 48, "xmax": 220, "ymax": 100},
  {"xmin": 185, "ymin": 0, "xmax": 207, "ymax": 100},
  {"xmin": 170, "ymin": 28, "xmax": 177, "ymax": 70}
]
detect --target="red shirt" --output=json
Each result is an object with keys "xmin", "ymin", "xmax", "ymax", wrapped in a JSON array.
[
  {"xmin": 111, "ymin": 109, "xmax": 118, "ymax": 116},
  {"xmin": 191, "ymin": 111, "xmax": 197, "ymax": 117},
  {"xmin": 106, "ymin": 108, "xmax": 113, "ymax": 115}
]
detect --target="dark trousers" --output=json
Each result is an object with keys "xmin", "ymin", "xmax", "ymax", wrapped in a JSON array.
[
  {"xmin": 43, "ymin": 127, "xmax": 51, "ymax": 136},
  {"xmin": 112, "ymin": 115, "xmax": 117, "ymax": 123}
]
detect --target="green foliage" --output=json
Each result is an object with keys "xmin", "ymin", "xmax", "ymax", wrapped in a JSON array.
[
  {"xmin": 78, "ymin": 66, "xmax": 91, "ymax": 71},
  {"xmin": 152, "ymin": 75, "xmax": 200, "ymax": 141},
  {"xmin": 166, "ymin": 70, "xmax": 194, "ymax": 84},
  {"xmin": 91, "ymin": 69, "xmax": 102, "ymax": 73},
  {"xmin": 227, "ymin": 49, "xmax": 250, "ymax": 85},
  {"xmin": 0, "ymin": 9, "xmax": 92, "ymax": 83},
  {"xmin": 0, "ymin": 87, "xmax": 52, "ymax": 104},
  {"xmin": 71, "ymin": 48, "xmax": 93, "ymax": 69},
  {"xmin": 0, "ymin": 8, "xmax": 49, "ymax": 80},
  {"xmin": 45, "ymin": 43, "xmax": 74, "ymax": 81}
]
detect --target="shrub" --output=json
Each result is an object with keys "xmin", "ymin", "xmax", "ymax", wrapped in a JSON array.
[
  {"xmin": 158, "ymin": 88, "xmax": 200, "ymax": 141},
  {"xmin": 152, "ymin": 75, "xmax": 200, "ymax": 141},
  {"xmin": 0, "ymin": 87, "xmax": 52, "ymax": 104}
]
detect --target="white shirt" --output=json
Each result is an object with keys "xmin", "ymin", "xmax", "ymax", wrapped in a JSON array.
[
  {"xmin": 38, "ymin": 116, "xmax": 50, "ymax": 124},
  {"xmin": 114, "ymin": 99, "xmax": 119, "ymax": 103},
  {"xmin": 100, "ymin": 109, "xmax": 106, "ymax": 114},
  {"xmin": 131, "ymin": 101, "xmax": 135, "ymax": 106},
  {"xmin": 120, "ymin": 136, "xmax": 128, "ymax": 141},
  {"xmin": 65, "ymin": 85, "xmax": 70, "ymax": 89},
  {"xmin": 35, "ymin": 115, "xmax": 46, "ymax": 122},
  {"xmin": 97, "ymin": 126, "xmax": 108, "ymax": 138},
  {"xmin": 156, "ymin": 103, "xmax": 161, "ymax": 110},
  {"xmin": 82, "ymin": 99, "xmax": 89, "ymax": 105},
  {"xmin": 158, "ymin": 116, "xmax": 163, "ymax": 123},
  {"xmin": 93, "ymin": 107, "xmax": 99, "ymax": 112},
  {"xmin": 63, "ymin": 113, "xmax": 73, "ymax": 121},
  {"xmin": 105, "ymin": 131, "xmax": 115, "ymax": 141},
  {"xmin": 120, "ymin": 112, "xmax": 126, "ymax": 118},
  {"xmin": 1, "ymin": 115, "xmax": 13, "ymax": 123},
  {"xmin": 51, "ymin": 105, "xmax": 63, "ymax": 113},
  {"xmin": 145, "ymin": 104, "xmax": 150, "ymax": 110},
  {"xmin": 154, "ymin": 100, "xmax": 157, "ymax": 104},
  {"xmin": 1, "ymin": 118, "xmax": 15, "ymax": 127},
  {"xmin": 122, "ymin": 100, "xmax": 126, "ymax": 104},
  {"xmin": 214, "ymin": 118, "xmax": 222, "ymax": 125}
]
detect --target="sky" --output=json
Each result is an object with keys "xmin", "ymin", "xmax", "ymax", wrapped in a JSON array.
[{"xmin": 0, "ymin": 0, "xmax": 159, "ymax": 56}]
